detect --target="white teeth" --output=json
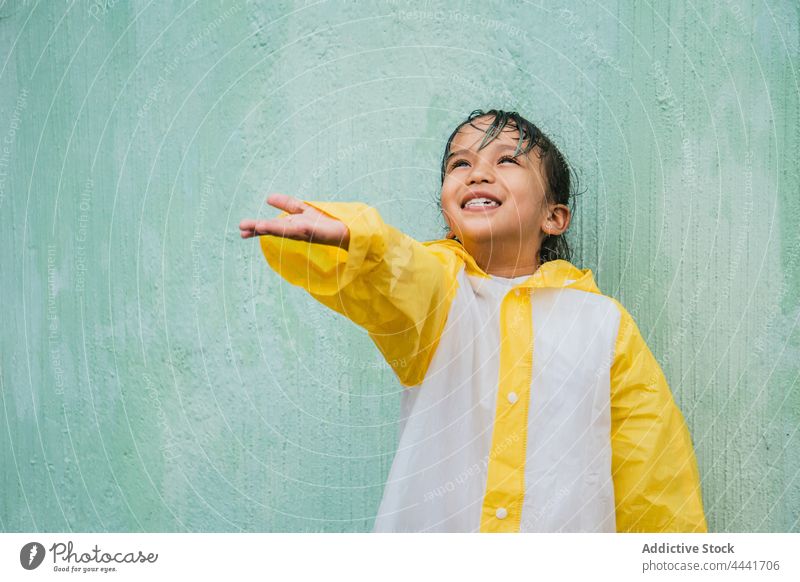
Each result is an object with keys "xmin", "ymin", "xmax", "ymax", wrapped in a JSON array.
[{"xmin": 464, "ymin": 197, "xmax": 500, "ymax": 208}]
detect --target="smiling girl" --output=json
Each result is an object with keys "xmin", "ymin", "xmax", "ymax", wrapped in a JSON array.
[{"xmin": 240, "ymin": 109, "xmax": 707, "ymax": 533}]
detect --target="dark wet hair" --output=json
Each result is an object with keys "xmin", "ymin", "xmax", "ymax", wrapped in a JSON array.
[{"xmin": 438, "ymin": 109, "xmax": 577, "ymax": 264}]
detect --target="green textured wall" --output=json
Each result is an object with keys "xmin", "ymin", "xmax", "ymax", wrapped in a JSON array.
[{"xmin": 1, "ymin": 0, "xmax": 798, "ymax": 532}]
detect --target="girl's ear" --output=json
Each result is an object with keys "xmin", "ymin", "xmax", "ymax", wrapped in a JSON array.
[{"xmin": 542, "ymin": 204, "xmax": 571, "ymax": 236}]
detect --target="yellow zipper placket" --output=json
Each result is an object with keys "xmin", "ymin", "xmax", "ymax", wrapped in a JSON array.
[{"xmin": 479, "ymin": 286, "xmax": 533, "ymax": 532}]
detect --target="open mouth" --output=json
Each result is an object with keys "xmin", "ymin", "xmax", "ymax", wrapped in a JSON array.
[{"xmin": 462, "ymin": 196, "xmax": 502, "ymax": 211}]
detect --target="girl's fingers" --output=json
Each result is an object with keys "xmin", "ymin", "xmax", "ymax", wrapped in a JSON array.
[
  {"xmin": 239, "ymin": 219, "xmax": 262, "ymax": 239},
  {"xmin": 239, "ymin": 212, "xmax": 302, "ymax": 236},
  {"xmin": 266, "ymin": 193, "xmax": 307, "ymax": 214},
  {"xmin": 240, "ymin": 194, "xmax": 318, "ymax": 240},
  {"xmin": 246, "ymin": 217, "xmax": 309, "ymax": 240}
]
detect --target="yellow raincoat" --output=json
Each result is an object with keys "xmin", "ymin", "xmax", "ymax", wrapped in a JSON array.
[{"xmin": 260, "ymin": 201, "xmax": 707, "ymax": 533}]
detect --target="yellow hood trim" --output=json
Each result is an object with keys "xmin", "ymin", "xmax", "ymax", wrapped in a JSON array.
[{"xmin": 424, "ymin": 239, "xmax": 601, "ymax": 294}]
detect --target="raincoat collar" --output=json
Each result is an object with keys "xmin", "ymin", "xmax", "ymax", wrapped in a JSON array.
[{"xmin": 427, "ymin": 239, "xmax": 601, "ymax": 295}]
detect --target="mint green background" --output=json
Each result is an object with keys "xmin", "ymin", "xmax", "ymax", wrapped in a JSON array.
[{"xmin": 1, "ymin": 0, "xmax": 798, "ymax": 532}]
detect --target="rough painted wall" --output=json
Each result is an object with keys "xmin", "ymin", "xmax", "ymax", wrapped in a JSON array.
[{"xmin": 1, "ymin": 0, "xmax": 797, "ymax": 532}]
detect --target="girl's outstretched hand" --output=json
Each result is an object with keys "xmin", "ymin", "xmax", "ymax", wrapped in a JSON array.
[{"xmin": 239, "ymin": 193, "xmax": 350, "ymax": 250}]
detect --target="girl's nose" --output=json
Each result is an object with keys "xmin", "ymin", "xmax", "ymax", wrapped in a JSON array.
[{"xmin": 466, "ymin": 158, "xmax": 493, "ymax": 184}]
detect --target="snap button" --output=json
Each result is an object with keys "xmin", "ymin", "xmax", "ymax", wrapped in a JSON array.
[
  {"xmin": 507, "ymin": 391, "xmax": 518, "ymax": 404},
  {"xmin": 496, "ymin": 507, "xmax": 508, "ymax": 520},
  {"xmin": 514, "ymin": 289, "xmax": 520, "ymax": 296}
]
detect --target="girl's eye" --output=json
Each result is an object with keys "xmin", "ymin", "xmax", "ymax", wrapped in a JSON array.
[{"xmin": 449, "ymin": 155, "xmax": 518, "ymax": 172}]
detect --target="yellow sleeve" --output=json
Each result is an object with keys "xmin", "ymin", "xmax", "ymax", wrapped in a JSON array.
[
  {"xmin": 609, "ymin": 301, "xmax": 708, "ymax": 532},
  {"xmin": 259, "ymin": 201, "xmax": 461, "ymax": 387}
]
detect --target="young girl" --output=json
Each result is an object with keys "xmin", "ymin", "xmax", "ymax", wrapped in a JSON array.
[{"xmin": 239, "ymin": 109, "xmax": 707, "ymax": 533}]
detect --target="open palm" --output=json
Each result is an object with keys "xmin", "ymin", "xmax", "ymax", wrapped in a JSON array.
[{"xmin": 239, "ymin": 193, "xmax": 350, "ymax": 249}]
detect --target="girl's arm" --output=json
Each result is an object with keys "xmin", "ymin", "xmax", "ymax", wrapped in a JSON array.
[
  {"xmin": 241, "ymin": 194, "xmax": 461, "ymax": 387},
  {"xmin": 609, "ymin": 302, "xmax": 708, "ymax": 533}
]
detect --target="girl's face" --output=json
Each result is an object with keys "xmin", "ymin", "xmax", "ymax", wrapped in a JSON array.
[{"xmin": 440, "ymin": 118, "xmax": 560, "ymax": 255}]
